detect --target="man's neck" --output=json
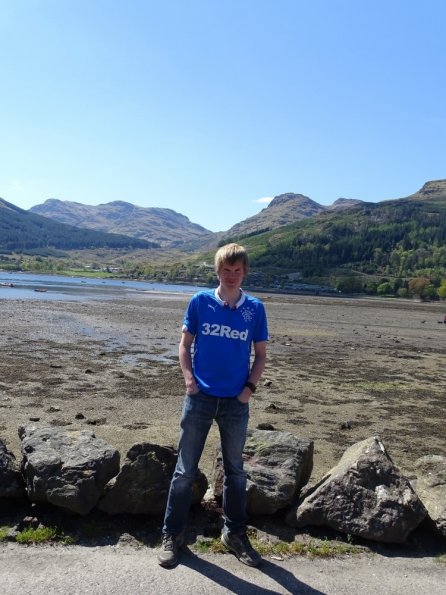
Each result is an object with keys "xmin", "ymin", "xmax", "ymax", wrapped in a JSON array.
[{"xmin": 217, "ymin": 286, "xmax": 242, "ymax": 308}]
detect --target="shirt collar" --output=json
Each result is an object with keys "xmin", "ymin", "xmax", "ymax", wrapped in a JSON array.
[{"xmin": 214, "ymin": 288, "xmax": 246, "ymax": 309}]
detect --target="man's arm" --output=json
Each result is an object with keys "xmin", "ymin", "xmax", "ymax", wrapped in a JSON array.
[
  {"xmin": 179, "ymin": 330, "xmax": 199, "ymax": 395},
  {"xmin": 238, "ymin": 340, "xmax": 267, "ymax": 403}
]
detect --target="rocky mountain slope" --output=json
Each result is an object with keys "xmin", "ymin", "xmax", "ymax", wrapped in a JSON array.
[
  {"xmin": 30, "ymin": 199, "xmax": 213, "ymax": 247},
  {"xmin": 406, "ymin": 179, "xmax": 446, "ymax": 202},
  {"xmin": 327, "ymin": 197, "xmax": 364, "ymax": 210},
  {"xmin": 224, "ymin": 193, "xmax": 324, "ymax": 237},
  {"xmin": 223, "ymin": 180, "xmax": 446, "ymax": 240},
  {"xmin": 0, "ymin": 198, "xmax": 153, "ymax": 252},
  {"xmin": 24, "ymin": 180, "xmax": 446, "ymax": 252},
  {"xmin": 223, "ymin": 193, "xmax": 363, "ymax": 239}
]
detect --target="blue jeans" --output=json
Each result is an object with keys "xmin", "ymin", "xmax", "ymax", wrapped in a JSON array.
[{"xmin": 162, "ymin": 391, "xmax": 249, "ymax": 536}]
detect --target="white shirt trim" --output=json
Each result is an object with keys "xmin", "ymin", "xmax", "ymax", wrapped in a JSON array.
[{"xmin": 214, "ymin": 288, "xmax": 246, "ymax": 309}]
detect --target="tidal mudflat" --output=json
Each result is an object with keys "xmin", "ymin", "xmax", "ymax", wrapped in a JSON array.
[{"xmin": 1, "ymin": 292, "xmax": 445, "ymax": 483}]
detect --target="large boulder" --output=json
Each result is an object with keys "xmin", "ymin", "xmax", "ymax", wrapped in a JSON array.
[
  {"xmin": 414, "ymin": 455, "xmax": 446, "ymax": 537},
  {"xmin": 286, "ymin": 436, "xmax": 426, "ymax": 543},
  {"xmin": 211, "ymin": 429, "xmax": 313, "ymax": 515},
  {"xmin": 98, "ymin": 443, "xmax": 208, "ymax": 515},
  {"xmin": 19, "ymin": 426, "xmax": 120, "ymax": 515},
  {"xmin": 0, "ymin": 439, "xmax": 26, "ymax": 500}
]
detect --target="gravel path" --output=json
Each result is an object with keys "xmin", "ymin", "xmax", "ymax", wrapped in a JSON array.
[{"xmin": 1, "ymin": 542, "xmax": 445, "ymax": 595}]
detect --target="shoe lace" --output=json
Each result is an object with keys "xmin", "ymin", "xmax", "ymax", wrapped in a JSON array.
[{"xmin": 162, "ymin": 535, "xmax": 176, "ymax": 551}]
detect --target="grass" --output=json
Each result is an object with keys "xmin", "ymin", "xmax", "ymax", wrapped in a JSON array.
[
  {"xmin": 1, "ymin": 520, "xmax": 103, "ymax": 546},
  {"xmin": 8, "ymin": 523, "xmax": 445, "ymax": 564},
  {"xmin": 0, "ymin": 526, "xmax": 10, "ymax": 542},
  {"xmin": 4, "ymin": 513, "xmax": 362, "ymax": 557},
  {"xmin": 15, "ymin": 525, "xmax": 67, "ymax": 545},
  {"xmin": 4, "ymin": 519, "xmax": 361, "ymax": 555},
  {"xmin": 193, "ymin": 534, "xmax": 361, "ymax": 559},
  {"xmin": 6, "ymin": 526, "xmax": 361, "ymax": 557}
]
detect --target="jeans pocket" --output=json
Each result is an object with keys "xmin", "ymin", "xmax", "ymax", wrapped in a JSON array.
[
  {"xmin": 236, "ymin": 395, "xmax": 249, "ymax": 405},
  {"xmin": 187, "ymin": 389, "xmax": 201, "ymax": 397}
]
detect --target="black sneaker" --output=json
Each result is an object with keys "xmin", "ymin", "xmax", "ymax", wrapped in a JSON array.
[
  {"xmin": 221, "ymin": 531, "xmax": 262, "ymax": 567},
  {"xmin": 157, "ymin": 533, "xmax": 184, "ymax": 567}
]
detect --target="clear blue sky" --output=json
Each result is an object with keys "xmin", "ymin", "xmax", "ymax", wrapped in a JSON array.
[{"xmin": 1, "ymin": 0, "xmax": 445, "ymax": 232}]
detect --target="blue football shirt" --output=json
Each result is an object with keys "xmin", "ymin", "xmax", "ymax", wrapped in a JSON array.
[{"xmin": 182, "ymin": 289, "xmax": 268, "ymax": 397}]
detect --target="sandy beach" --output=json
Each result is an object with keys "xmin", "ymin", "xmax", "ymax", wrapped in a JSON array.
[{"xmin": 1, "ymin": 291, "xmax": 445, "ymax": 485}]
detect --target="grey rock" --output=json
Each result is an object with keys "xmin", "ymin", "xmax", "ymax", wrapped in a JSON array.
[
  {"xmin": 256, "ymin": 423, "xmax": 275, "ymax": 431},
  {"xmin": 98, "ymin": 443, "xmax": 208, "ymax": 515},
  {"xmin": 0, "ymin": 439, "xmax": 26, "ymax": 500},
  {"xmin": 19, "ymin": 425, "xmax": 120, "ymax": 515},
  {"xmin": 286, "ymin": 436, "xmax": 426, "ymax": 543},
  {"xmin": 211, "ymin": 429, "xmax": 313, "ymax": 515},
  {"xmin": 414, "ymin": 455, "xmax": 446, "ymax": 537}
]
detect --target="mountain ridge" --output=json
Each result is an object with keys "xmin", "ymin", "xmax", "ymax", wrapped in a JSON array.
[
  {"xmin": 30, "ymin": 199, "xmax": 213, "ymax": 247},
  {"xmin": 406, "ymin": 179, "xmax": 446, "ymax": 202},
  {"xmin": 239, "ymin": 179, "xmax": 446, "ymax": 284},
  {"xmin": 2, "ymin": 179, "xmax": 445, "ymax": 261},
  {"xmin": 28, "ymin": 180, "xmax": 446, "ymax": 246},
  {"xmin": 0, "ymin": 197, "xmax": 154, "ymax": 252},
  {"xmin": 28, "ymin": 191, "xmax": 369, "ymax": 246},
  {"xmin": 222, "ymin": 193, "xmax": 366, "ymax": 239}
]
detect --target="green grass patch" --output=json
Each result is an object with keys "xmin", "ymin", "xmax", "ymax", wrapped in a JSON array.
[
  {"xmin": 194, "ymin": 537, "xmax": 227, "ymax": 554},
  {"xmin": 193, "ymin": 535, "xmax": 361, "ymax": 558},
  {"xmin": 0, "ymin": 526, "xmax": 10, "ymax": 542},
  {"xmin": 15, "ymin": 526, "xmax": 59, "ymax": 544}
]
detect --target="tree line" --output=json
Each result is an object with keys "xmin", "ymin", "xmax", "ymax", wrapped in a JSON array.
[
  {"xmin": 0, "ymin": 204, "xmax": 155, "ymax": 251},
  {"xmin": 2, "ymin": 194, "xmax": 446, "ymax": 300}
]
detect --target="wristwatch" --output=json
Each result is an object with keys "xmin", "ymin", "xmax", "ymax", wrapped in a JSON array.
[{"xmin": 244, "ymin": 381, "xmax": 257, "ymax": 393}]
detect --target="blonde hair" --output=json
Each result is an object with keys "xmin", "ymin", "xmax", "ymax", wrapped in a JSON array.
[{"xmin": 214, "ymin": 243, "xmax": 249, "ymax": 274}]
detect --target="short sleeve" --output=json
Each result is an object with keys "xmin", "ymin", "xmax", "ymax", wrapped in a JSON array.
[{"xmin": 182, "ymin": 294, "xmax": 199, "ymax": 335}]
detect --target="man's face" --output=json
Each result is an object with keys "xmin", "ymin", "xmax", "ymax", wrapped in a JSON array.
[{"xmin": 218, "ymin": 260, "xmax": 245, "ymax": 290}]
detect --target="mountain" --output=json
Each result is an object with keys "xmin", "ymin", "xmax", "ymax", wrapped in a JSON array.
[
  {"xmin": 29, "ymin": 193, "xmax": 365, "ymax": 249},
  {"xmin": 328, "ymin": 198, "xmax": 364, "ymax": 210},
  {"xmin": 222, "ymin": 181, "xmax": 446, "ymax": 247},
  {"xmin": 223, "ymin": 192, "xmax": 364, "ymax": 239},
  {"xmin": 240, "ymin": 179, "xmax": 446, "ymax": 280},
  {"xmin": 406, "ymin": 179, "xmax": 446, "ymax": 203},
  {"xmin": 30, "ymin": 199, "xmax": 213, "ymax": 247},
  {"xmin": 0, "ymin": 197, "xmax": 154, "ymax": 253},
  {"xmin": 5, "ymin": 179, "xmax": 446, "ymax": 280},
  {"xmin": 223, "ymin": 193, "xmax": 325, "ymax": 238}
]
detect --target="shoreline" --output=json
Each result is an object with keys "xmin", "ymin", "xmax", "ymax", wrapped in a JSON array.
[
  {"xmin": 1, "ymin": 293, "xmax": 445, "ymax": 484},
  {"xmin": 2, "ymin": 266, "xmax": 432, "ymax": 301}
]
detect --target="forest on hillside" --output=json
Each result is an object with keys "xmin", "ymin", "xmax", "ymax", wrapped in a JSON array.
[
  {"xmin": 2, "ymin": 195, "xmax": 446, "ymax": 300},
  {"xmin": 0, "ymin": 200, "xmax": 155, "ymax": 251}
]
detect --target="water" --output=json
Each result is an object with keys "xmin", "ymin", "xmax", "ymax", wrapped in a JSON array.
[{"xmin": 0, "ymin": 271, "xmax": 205, "ymax": 301}]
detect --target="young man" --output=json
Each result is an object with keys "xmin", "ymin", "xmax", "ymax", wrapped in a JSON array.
[{"xmin": 158, "ymin": 243, "xmax": 268, "ymax": 568}]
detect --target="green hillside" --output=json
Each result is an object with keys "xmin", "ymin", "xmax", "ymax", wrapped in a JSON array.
[
  {"xmin": 2, "ymin": 181, "xmax": 446, "ymax": 299},
  {"xmin": 242, "ymin": 198, "xmax": 446, "ymax": 277},
  {"xmin": 0, "ymin": 198, "xmax": 156, "ymax": 252},
  {"xmin": 218, "ymin": 187, "xmax": 446, "ymax": 298}
]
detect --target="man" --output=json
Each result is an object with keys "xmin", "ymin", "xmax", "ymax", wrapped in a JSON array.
[{"xmin": 158, "ymin": 243, "xmax": 268, "ymax": 568}]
